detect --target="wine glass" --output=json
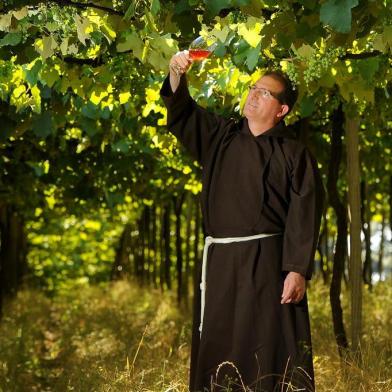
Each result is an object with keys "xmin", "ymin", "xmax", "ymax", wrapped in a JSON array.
[
  {"xmin": 188, "ymin": 36, "xmax": 217, "ymax": 61},
  {"xmin": 171, "ymin": 36, "xmax": 217, "ymax": 76}
]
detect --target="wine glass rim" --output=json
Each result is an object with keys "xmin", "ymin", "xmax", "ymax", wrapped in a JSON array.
[{"xmin": 189, "ymin": 36, "xmax": 217, "ymax": 52}]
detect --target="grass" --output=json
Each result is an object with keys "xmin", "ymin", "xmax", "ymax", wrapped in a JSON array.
[{"xmin": 0, "ymin": 279, "xmax": 391, "ymax": 391}]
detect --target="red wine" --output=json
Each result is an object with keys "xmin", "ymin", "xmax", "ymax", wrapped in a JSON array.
[{"xmin": 189, "ymin": 49, "xmax": 211, "ymax": 61}]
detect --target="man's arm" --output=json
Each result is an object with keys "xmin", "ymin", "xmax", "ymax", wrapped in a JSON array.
[
  {"xmin": 281, "ymin": 146, "xmax": 325, "ymax": 304},
  {"xmin": 168, "ymin": 50, "xmax": 191, "ymax": 93},
  {"xmin": 160, "ymin": 51, "xmax": 229, "ymax": 166}
]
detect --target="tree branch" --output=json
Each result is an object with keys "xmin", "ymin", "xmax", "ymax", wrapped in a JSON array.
[
  {"xmin": 50, "ymin": 0, "xmax": 124, "ymax": 16},
  {"xmin": 60, "ymin": 48, "xmax": 134, "ymax": 67},
  {"xmin": 340, "ymin": 50, "xmax": 383, "ymax": 60},
  {"xmin": 1, "ymin": 0, "xmax": 125, "ymax": 16},
  {"xmin": 62, "ymin": 55, "xmax": 105, "ymax": 66}
]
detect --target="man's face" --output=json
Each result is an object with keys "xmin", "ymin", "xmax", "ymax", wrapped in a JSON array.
[{"xmin": 243, "ymin": 75, "xmax": 289, "ymax": 124}]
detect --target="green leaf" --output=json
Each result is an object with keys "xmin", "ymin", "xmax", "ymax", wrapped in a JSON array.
[
  {"xmin": 24, "ymin": 60, "xmax": 42, "ymax": 86},
  {"xmin": 245, "ymin": 43, "xmax": 260, "ymax": 71},
  {"xmin": 147, "ymin": 34, "xmax": 178, "ymax": 71},
  {"xmin": 75, "ymin": 14, "xmax": 90, "ymax": 45},
  {"xmin": 171, "ymin": 12, "xmax": 201, "ymax": 36},
  {"xmin": 32, "ymin": 112, "xmax": 54, "ymax": 138},
  {"xmin": 124, "ymin": 2, "xmax": 136, "ymax": 20},
  {"xmin": 0, "ymin": 115, "xmax": 15, "ymax": 141},
  {"xmin": 80, "ymin": 117, "xmax": 98, "ymax": 137},
  {"xmin": 13, "ymin": 7, "xmax": 28, "ymax": 20},
  {"xmin": 26, "ymin": 161, "xmax": 46, "ymax": 177},
  {"xmin": 214, "ymin": 41, "xmax": 226, "ymax": 57},
  {"xmin": 150, "ymin": 0, "xmax": 161, "ymax": 15},
  {"xmin": 112, "ymin": 139, "xmax": 130, "ymax": 153},
  {"xmin": 295, "ymin": 44, "xmax": 315, "ymax": 59},
  {"xmin": 41, "ymin": 36, "xmax": 58, "ymax": 60},
  {"xmin": 116, "ymin": 31, "xmax": 144, "ymax": 59},
  {"xmin": 81, "ymin": 102, "xmax": 100, "ymax": 120},
  {"xmin": 0, "ymin": 32, "xmax": 22, "ymax": 47},
  {"xmin": 100, "ymin": 23, "xmax": 116, "ymax": 43},
  {"xmin": 238, "ymin": 17, "xmax": 262, "ymax": 48},
  {"xmin": 41, "ymin": 67, "xmax": 60, "ymax": 88},
  {"xmin": 205, "ymin": 0, "xmax": 250, "ymax": 16},
  {"xmin": 383, "ymin": 26, "xmax": 392, "ymax": 50},
  {"xmin": 0, "ymin": 14, "xmax": 12, "ymax": 31},
  {"xmin": 320, "ymin": 0, "xmax": 359, "ymax": 34},
  {"xmin": 232, "ymin": 39, "xmax": 251, "ymax": 65},
  {"xmin": 174, "ymin": 0, "xmax": 191, "ymax": 14},
  {"xmin": 299, "ymin": 95, "xmax": 315, "ymax": 117},
  {"xmin": 356, "ymin": 57, "xmax": 380, "ymax": 81}
]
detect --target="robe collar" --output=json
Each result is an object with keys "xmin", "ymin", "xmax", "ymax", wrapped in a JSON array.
[{"xmin": 239, "ymin": 117, "xmax": 297, "ymax": 140}]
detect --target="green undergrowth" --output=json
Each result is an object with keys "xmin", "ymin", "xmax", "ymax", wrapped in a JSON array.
[{"xmin": 0, "ymin": 279, "xmax": 391, "ymax": 391}]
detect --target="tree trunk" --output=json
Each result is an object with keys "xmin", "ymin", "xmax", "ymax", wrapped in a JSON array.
[
  {"xmin": 378, "ymin": 212, "xmax": 385, "ymax": 281},
  {"xmin": 136, "ymin": 213, "xmax": 145, "ymax": 282},
  {"xmin": 360, "ymin": 181, "xmax": 372, "ymax": 288},
  {"xmin": 173, "ymin": 193, "xmax": 185, "ymax": 304},
  {"xmin": 159, "ymin": 205, "xmax": 165, "ymax": 291},
  {"xmin": 151, "ymin": 205, "xmax": 158, "ymax": 289},
  {"xmin": 111, "ymin": 223, "xmax": 132, "ymax": 280},
  {"xmin": 163, "ymin": 202, "xmax": 172, "ymax": 290},
  {"xmin": 0, "ymin": 205, "xmax": 28, "ymax": 318},
  {"xmin": 389, "ymin": 175, "xmax": 392, "ymax": 242},
  {"xmin": 317, "ymin": 216, "xmax": 328, "ymax": 284},
  {"xmin": 183, "ymin": 193, "xmax": 193, "ymax": 308},
  {"xmin": 193, "ymin": 195, "xmax": 201, "ymax": 291},
  {"xmin": 327, "ymin": 104, "xmax": 349, "ymax": 357},
  {"xmin": 345, "ymin": 114, "xmax": 363, "ymax": 355},
  {"xmin": 322, "ymin": 210, "xmax": 330, "ymax": 284},
  {"xmin": 144, "ymin": 206, "xmax": 151, "ymax": 284}
]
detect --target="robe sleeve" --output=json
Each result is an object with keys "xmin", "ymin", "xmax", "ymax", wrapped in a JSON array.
[
  {"xmin": 160, "ymin": 73, "xmax": 227, "ymax": 166},
  {"xmin": 281, "ymin": 147, "xmax": 325, "ymax": 280}
]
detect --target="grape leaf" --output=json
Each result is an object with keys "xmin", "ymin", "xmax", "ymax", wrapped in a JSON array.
[
  {"xmin": 300, "ymin": 95, "xmax": 315, "ymax": 117},
  {"xmin": 383, "ymin": 26, "xmax": 392, "ymax": 51},
  {"xmin": 0, "ymin": 32, "xmax": 22, "ymax": 47},
  {"xmin": 205, "ymin": 0, "xmax": 251, "ymax": 16},
  {"xmin": 24, "ymin": 60, "xmax": 42, "ymax": 86},
  {"xmin": 356, "ymin": 57, "xmax": 380, "ymax": 81},
  {"xmin": 112, "ymin": 139, "xmax": 130, "ymax": 153},
  {"xmin": 32, "ymin": 112, "xmax": 54, "ymax": 138},
  {"xmin": 245, "ymin": 43, "xmax": 260, "ymax": 71},
  {"xmin": 40, "ymin": 36, "xmax": 57, "ymax": 60},
  {"xmin": 82, "ymin": 102, "xmax": 100, "ymax": 120},
  {"xmin": 0, "ymin": 14, "xmax": 12, "ymax": 31},
  {"xmin": 116, "ymin": 32, "xmax": 143, "ymax": 60},
  {"xmin": 150, "ymin": 0, "xmax": 161, "ymax": 16},
  {"xmin": 296, "ymin": 44, "xmax": 315, "ymax": 59},
  {"xmin": 75, "ymin": 14, "xmax": 91, "ymax": 45},
  {"xmin": 0, "ymin": 115, "xmax": 15, "ymax": 141},
  {"xmin": 320, "ymin": 0, "xmax": 359, "ymax": 34},
  {"xmin": 80, "ymin": 117, "xmax": 98, "ymax": 137},
  {"xmin": 13, "ymin": 7, "xmax": 28, "ymax": 20},
  {"xmin": 238, "ymin": 17, "xmax": 262, "ymax": 48}
]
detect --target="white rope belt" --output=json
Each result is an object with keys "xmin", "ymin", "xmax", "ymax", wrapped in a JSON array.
[{"xmin": 199, "ymin": 232, "xmax": 282, "ymax": 337}]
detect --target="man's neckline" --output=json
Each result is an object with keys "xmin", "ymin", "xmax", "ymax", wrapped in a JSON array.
[{"xmin": 240, "ymin": 118, "xmax": 296, "ymax": 139}]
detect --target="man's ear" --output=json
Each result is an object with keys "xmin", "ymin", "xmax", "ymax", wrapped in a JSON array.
[{"xmin": 277, "ymin": 104, "xmax": 290, "ymax": 118}]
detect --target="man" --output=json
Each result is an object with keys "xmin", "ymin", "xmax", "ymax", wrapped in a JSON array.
[{"xmin": 160, "ymin": 50, "xmax": 325, "ymax": 392}]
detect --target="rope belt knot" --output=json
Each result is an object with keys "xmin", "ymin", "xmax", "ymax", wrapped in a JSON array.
[{"xmin": 199, "ymin": 232, "xmax": 282, "ymax": 337}]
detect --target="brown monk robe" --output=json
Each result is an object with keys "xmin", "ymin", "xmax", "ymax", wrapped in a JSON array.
[{"xmin": 160, "ymin": 72, "xmax": 325, "ymax": 391}]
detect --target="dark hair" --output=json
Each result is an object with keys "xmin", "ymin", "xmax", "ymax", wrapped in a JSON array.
[{"xmin": 264, "ymin": 70, "xmax": 298, "ymax": 116}]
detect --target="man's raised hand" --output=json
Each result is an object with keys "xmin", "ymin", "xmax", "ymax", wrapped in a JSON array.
[
  {"xmin": 168, "ymin": 50, "xmax": 193, "ymax": 93},
  {"xmin": 169, "ymin": 50, "xmax": 193, "ymax": 77}
]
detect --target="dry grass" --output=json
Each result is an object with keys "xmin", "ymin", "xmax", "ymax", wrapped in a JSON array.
[{"xmin": 0, "ymin": 279, "xmax": 391, "ymax": 391}]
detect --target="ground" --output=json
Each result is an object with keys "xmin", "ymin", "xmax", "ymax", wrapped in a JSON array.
[{"xmin": 0, "ymin": 279, "xmax": 391, "ymax": 391}]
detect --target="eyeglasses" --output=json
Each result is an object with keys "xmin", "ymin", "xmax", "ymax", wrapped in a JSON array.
[{"xmin": 247, "ymin": 85, "xmax": 283, "ymax": 103}]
